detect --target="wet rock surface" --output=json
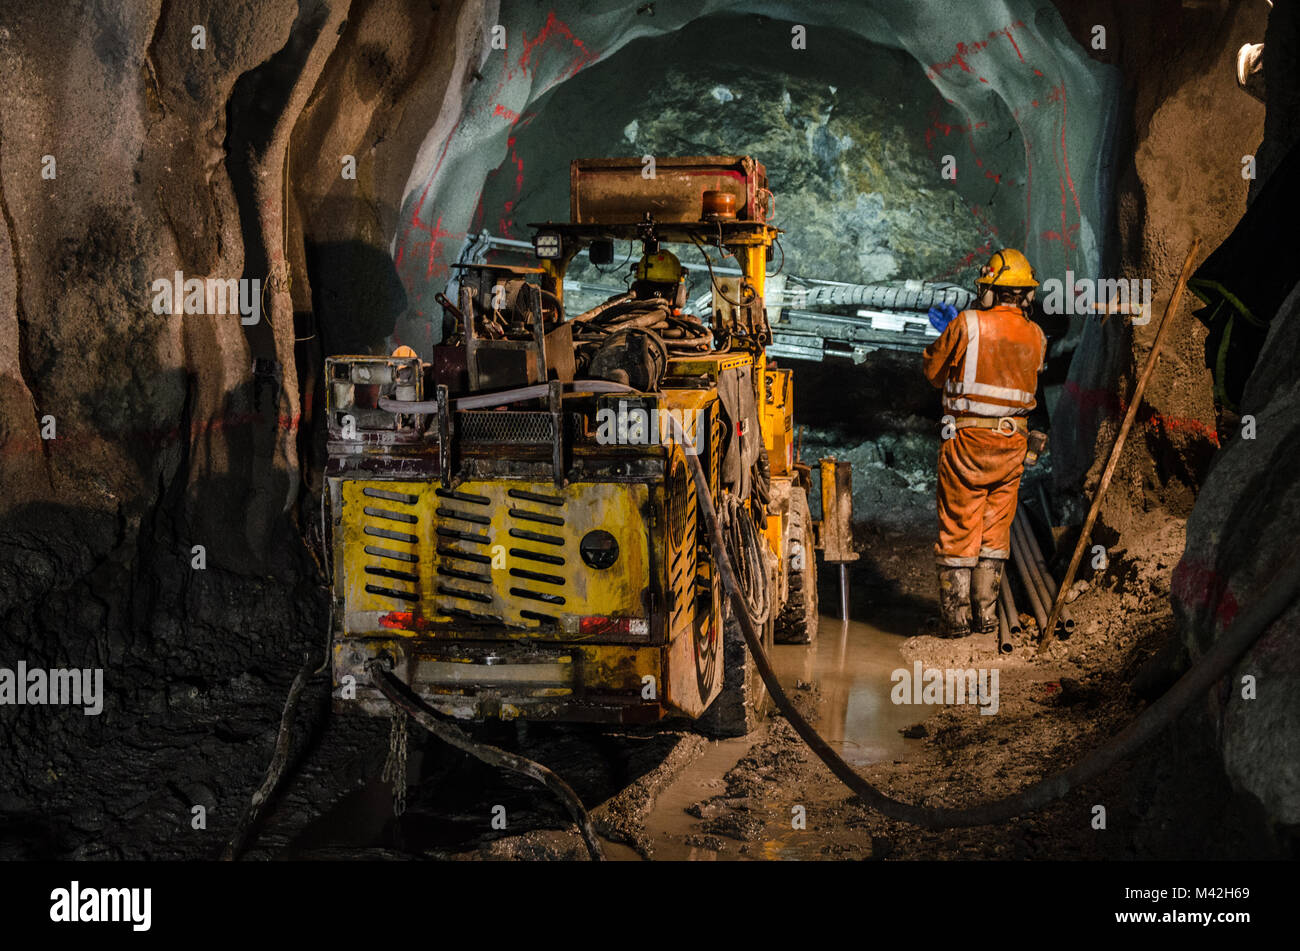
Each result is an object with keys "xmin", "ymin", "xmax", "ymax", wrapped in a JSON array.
[
  {"xmin": 482, "ymin": 19, "xmax": 986, "ymax": 286},
  {"xmin": 0, "ymin": 0, "xmax": 1295, "ymax": 861}
]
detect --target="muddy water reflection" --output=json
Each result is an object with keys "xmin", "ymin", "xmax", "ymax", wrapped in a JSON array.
[
  {"xmin": 620, "ymin": 613, "xmax": 917, "ymax": 860},
  {"xmin": 770, "ymin": 613, "xmax": 916, "ymax": 766}
]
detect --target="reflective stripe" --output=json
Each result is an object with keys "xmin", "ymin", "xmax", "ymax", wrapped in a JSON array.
[
  {"xmin": 944, "ymin": 396, "xmax": 1031, "ymax": 416},
  {"xmin": 963, "ymin": 311, "xmax": 980, "ymax": 388},
  {"xmin": 948, "ymin": 379, "xmax": 1035, "ymax": 403}
]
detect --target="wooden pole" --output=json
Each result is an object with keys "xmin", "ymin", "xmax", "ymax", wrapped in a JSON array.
[{"xmin": 1040, "ymin": 238, "xmax": 1202, "ymax": 645}]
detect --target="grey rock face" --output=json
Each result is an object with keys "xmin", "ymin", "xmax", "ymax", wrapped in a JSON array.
[{"xmin": 1173, "ymin": 279, "xmax": 1300, "ymax": 827}]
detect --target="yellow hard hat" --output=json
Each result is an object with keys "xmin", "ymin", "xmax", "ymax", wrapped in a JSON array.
[
  {"xmin": 977, "ymin": 248, "xmax": 1038, "ymax": 288},
  {"xmin": 392, "ymin": 345, "xmax": 418, "ymax": 359},
  {"xmin": 635, "ymin": 250, "xmax": 683, "ymax": 284}
]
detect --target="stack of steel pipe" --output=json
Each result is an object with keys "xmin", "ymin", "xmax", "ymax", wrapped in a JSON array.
[
  {"xmin": 1009, "ymin": 522, "xmax": 1049, "ymax": 635},
  {"xmin": 1019, "ymin": 508, "xmax": 1075, "ymax": 636},
  {"xmin": 1010, "ymin": 508, "xmax": 1074, "ymax": 639}
]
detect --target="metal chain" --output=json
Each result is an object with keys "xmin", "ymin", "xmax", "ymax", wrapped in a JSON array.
[{"xmin": 381, "ymin": 709, "xmax": 408, "ymax": 817}]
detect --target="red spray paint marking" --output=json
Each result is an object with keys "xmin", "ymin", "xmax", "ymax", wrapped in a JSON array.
[
  {"xmin": 927, "ymin": 21, "xmax": 1028, "ymax": 81},
  {"xmin": 397, "ymin": 114, "xmax": 466, "ymax": 286},
  {"xmin": 403, "ymin": 13, "xmax": 601, "ymax": 282},
  {"xmin": 517, "ymin": 10, "xmax": 598, "ymax": 88},
  {"xmin": 1172, "ymin": 561, "xmax": 1239, "ymax": 629},
  {"xmin": 407, "ymin": 214, "xmax": 461, "ymax": 279},
  {"xmin": 994, "ymin": 25, "xmax": 1026, "ymax": 62},
  {"xmin": 1057, "ymin": 81, "xmax": 1083, "ymax": 249},
  {"xmin": 923, "ymin": 21, "xmax": 1089, "ymax": 272},
  {"xmin": 928, "ymin": 239, "xmax": 995, "ymax": 281},
  {"xmin": 1062, "ymin": 380, "xmax": 1221, "ymax": 447}
]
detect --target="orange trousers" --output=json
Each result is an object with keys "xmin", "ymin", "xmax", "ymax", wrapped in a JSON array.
[{"xmin": 935, "ymin": 428, "xmax": 1026, "ymax": 566}]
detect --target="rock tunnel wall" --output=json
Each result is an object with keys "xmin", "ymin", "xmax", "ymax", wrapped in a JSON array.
[
  {"xmin": 1168, "ymin": 0, "xmax": 1300, "ymax": 833},
  {"xmin": 394, "ymin": 0, "xmax": 1120, "ymax": 363},
  {"xmin": 474, "ymin": 21, "xmax": 990, "ymax": 291},
  {"xmin": 0, "ymin": 0, "xmax": 1296, "ymax": 847}
]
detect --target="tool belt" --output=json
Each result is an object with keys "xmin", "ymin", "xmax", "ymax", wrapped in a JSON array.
[{"xmin": 953, "ymin": 416, "xmax": 1029, "ymax": 436}]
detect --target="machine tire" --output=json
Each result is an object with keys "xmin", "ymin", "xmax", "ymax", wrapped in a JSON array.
[
  {"xmin": 696, "ymin": 603, "xmax": 774, "ymax": 738},
  {"xmin": 774, "ymin": 488, "xmax": 818, "ymax": 644}
]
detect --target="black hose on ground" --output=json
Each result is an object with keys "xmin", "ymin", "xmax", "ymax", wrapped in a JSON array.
[
  {"xmin": 678, "ymin": 422, "xmax": 1300, "ymax": 829},
  {"xmin": 366, "ymin": 661, "xmax": 606, "ymax": 861},
  {"xmin": 222, "ymin": 654, "xmax": 321, "ymax": 860}
]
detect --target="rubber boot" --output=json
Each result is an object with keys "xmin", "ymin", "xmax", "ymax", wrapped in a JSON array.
[
  {"xmin": 936, "ymin": 565, "xmax": 973, "ymax": 637},
  {"xmin": 971, "ymin": 557, "xmax": 1005, "ymax": 635}
]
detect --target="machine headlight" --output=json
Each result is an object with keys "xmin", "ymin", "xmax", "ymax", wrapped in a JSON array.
[
  {"xmin": 533, "ymin": 231, "xmax": 562, "ymax": 259},
  {"xmin": 579, "ymin": 530, "xmax": 619, "ymax": 570}
]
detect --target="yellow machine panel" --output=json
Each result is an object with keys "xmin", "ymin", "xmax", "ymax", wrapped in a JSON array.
[{"xmin": 337, "ymin": 479, "xmax": 651, "ymax": 636}]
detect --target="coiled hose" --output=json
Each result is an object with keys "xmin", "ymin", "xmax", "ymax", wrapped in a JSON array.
[
  {"xmin": 719, "ymin": 492, "xmax": 771, "ymax": 625},
  {"xmin": 571, "ymin": 297, "xmax": 713, "ymax": 354}
]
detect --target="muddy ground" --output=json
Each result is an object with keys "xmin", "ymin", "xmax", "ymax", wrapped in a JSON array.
[{"xmin": 218, "ymin": 503, "xmax": 1275, "ymax": 862}]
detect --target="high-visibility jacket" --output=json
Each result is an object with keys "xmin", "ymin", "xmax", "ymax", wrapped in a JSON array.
[{"xmin": 921, "ymin": 305, "xmax": 1046, "ymax": 416}]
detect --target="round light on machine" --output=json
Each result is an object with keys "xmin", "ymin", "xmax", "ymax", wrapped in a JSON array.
[
  {"xmin": 701, "ymin": 189, "xmax": 737, "ymax": 221},
  {"xmin": 579, "ymin": 530, "xmax": 619, "ymax": 570}
]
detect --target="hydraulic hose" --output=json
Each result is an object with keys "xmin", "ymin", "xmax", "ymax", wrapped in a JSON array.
[
  {"xmin": 367, "ymin": 661, "xmax": 606, "ymax": 861},
  {"xmin": 222, "ymin": 654, "xmax": 320, "ymax": 860},
  {"xmin": 674, "ymin": 415, "xmax": 1300, "ymax": 828}
]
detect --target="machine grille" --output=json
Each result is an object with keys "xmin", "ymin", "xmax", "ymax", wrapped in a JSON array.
[{"xmin": 457, "ymin": 410, "xmax": 566, "ymax": 444}]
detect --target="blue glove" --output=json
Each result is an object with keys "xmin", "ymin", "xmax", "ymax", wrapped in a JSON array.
[{"xmin": 929, "ymin": 303, "xmax": 958, "ymax": 333}]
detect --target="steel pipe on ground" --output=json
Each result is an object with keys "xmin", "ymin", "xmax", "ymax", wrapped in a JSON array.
[
  {"xmin": 999, "ymin": 570, "xmax": 1022, "ymax": 636},
  {"xmin": 1010, "ymin": 527, "xmax": 1049, "ymax": 634},
  {"xmin": 996, "ymin": 599, "xmax": 1014, "ymax": 654},
  {"xmin": 1013, "ymin": 516, "xmax": 1054, "ymax": 616},
  {"xmin": 1014, "ymin": 511, "xmax": 1074, "ymax": 635}
]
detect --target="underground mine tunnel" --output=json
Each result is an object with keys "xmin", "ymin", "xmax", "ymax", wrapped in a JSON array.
[{"xmin": 0, "ymin": 0, "xmax": 1296, "ymax": 896}]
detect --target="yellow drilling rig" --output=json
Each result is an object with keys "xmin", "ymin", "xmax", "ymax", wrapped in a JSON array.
[{"xmin": 324, "ymin": 156, "xmax": 853, "ymax": 735}]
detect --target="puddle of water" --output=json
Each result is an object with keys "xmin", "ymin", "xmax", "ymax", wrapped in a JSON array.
[
  {"xmin": 617, "ymin": 613, "xmax": 917, "ymax": 860},
  {"xmin": 770, "ymin": 613, "xmax": 917, "ymax": 767},
  {"xmin": 605, "ymin": 735, "xmax": 754, "ymax": 861}
]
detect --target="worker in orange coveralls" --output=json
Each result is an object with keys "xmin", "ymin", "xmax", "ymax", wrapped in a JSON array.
[{"xmin": 921, "ymin": 249, "xmax": 1047, "ymax": 637}]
